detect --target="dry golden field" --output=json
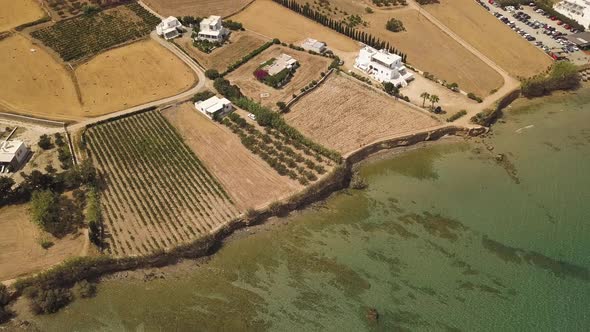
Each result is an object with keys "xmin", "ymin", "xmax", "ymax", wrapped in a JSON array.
[
  {"xmin": 0, "ymin": 0, "xmax": 45, "ymax": 32},
  {"xmin": 285, "ymin": 73, "xmax": 440, "ymax": 155},
  {"xmin": 232, "ymin": 0, "xmax": 359, "ymax": 53},
  {"xmin": 164, "ymin": 103, "xmax": 302, "ymax": 210},
  {"xmin": 76, "ymin": 39, "xmax": 196, "ymax": 117},
  {"xmin": 226, "ymin": 45, "xmax": 332, "ymax": 107},
  {"xmin": 0, "ymin": 34, "xmax": 82, "ymax": 121},
  {"xmin": 0, "ymin": 204, "xmax": 85, "ymax": 281},
  {"xmin": 424, "ymin": 0, "xmax": 552, "ymax": 78},
  {"xmin": 177, "ymin": 30, "xmax": 268, "ymax": 72},
  {"xmin": 143, "ymin": 0, "xmax": 253, "ymax": 18}
]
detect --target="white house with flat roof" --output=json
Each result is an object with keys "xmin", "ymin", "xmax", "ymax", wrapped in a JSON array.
[
  {"xmin": 554, "ymin": 0, "xmax": 590, "ymax": 29},
  {"xmin": 197, "ymin": 16, "xmax": 229, "ymax": 42},
  {"xmin": 0, "ymin": 140, "xmax": 29, "ymax": 173},
  {"xmin": 156, "ymin": 16, "xmax": 183, "ymax": 40},
  {"xmin": 301, "ymin": 38, "xmax": 327, "ymax": 53},
  {"xmin": 354, "ymin": 46, "xmax": 413, "ymax": 87},
  {"xmin": 264, "ymin": 54, "xmax": 298, "ymax": 75},
  {"xmin": 195, "ymin": 96, "xmax": 233, "ymax": 119}
]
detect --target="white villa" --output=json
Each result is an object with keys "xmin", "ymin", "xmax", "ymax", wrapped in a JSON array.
[
  {"xmin": 264, "ymin": 54, "xmax": 298, "ymax": 75},
  {"xmin": 354, "ymin": 46, "xmax": 414, "ymax": 87},
  {"xmin": 0, "ymin": 140, "xmax": 29, "ymax": 173},
  {"xmin": 195, "ymin": 96, "xmax": 233, "ymax": 119},
  {"xmin": 156, "ymin": 16, "xmax": 183, "ymax": 40},
  {"xmin": 197, "ymin": 16, "xmax": 229, "ymax": 42},
  {"xmin": 301, "ymin": 38, "xmax": 327, "ymax": 53},
  {"xmin": 554, "ymin": 0, "xmax": 590, "ymax": 29}
]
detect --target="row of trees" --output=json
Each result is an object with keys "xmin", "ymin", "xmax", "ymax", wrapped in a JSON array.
[
  {"xmin": 272, "ymin": 0, "xmax": 408, "ymax": 62},
  {"xmin": 521, "ymin": 62, "xmax": 580, "ymax": 97}
]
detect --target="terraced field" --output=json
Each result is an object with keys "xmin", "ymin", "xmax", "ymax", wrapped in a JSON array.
[{"xmin": 85, "ymin": 111, "xmax": 238, "ymax": 257}]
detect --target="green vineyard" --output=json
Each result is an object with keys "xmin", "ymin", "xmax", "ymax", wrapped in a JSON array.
[
  {"xmin": 85, "ymin": 111, "xmax": 238, "ymax": 256},
  {"xmin": 31, "ymin": 2, "xmax": 160, "ymax": 61}
]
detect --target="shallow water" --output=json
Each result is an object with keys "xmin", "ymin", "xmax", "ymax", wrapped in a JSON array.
[{"xmin": 32, "ymin": 90, "xmax": 590, "ymax": 331}]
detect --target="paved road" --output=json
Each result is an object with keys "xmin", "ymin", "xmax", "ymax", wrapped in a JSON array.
[
  {"xmin": 407, "ymin": 0, "xmax": 521, "ymax": 126},
  {"xmin": 69, "ymin": 31, "xmax": 207, "ymax": 131}
]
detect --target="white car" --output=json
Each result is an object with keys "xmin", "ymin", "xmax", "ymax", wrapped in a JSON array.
[{"xmin": 248, "ymin": 113, "xmax": 256, "ymax": 121}]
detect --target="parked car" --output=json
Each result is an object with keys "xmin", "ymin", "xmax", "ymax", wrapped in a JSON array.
[{"xmin": 248, "ymin": 113, "xmax": 256, "ymax": 121}]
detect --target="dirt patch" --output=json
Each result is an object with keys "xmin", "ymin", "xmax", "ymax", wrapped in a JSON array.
[
  {"xmin": 424, "ymin": 0, "xmax": 552, "ymax": 79},
  {"xmin": 0, "ymin": 0, "xmax": 45, "ymax": 32},
  {"xmin": 0, "ymin": 204, "xmax": 85, "ymax": 282},
  {"xmin": 163, "ymin": 103, "xmax": 302, "ymax": 210},
  {"xmin": 226, "ymin": 45, "xmax": 332, "ymax": 108},
  {"xmin": 143, "ymin": 0, "xmax": 253, "ymax": 18},
  {"xmin": 177, "ymin": 30, "xmax": 268, "ymax": 72},
  {"xmin": 0, "ymin": 34, "xmax": 82, "ymax": 121},
  {"xmin": 285, "ymin": 73, "xmax": 440, "ymax": 154},
  {"xmin": 231, "ymin": 0, "xmax": 360, "ymax": 53},
  {"xmin": 75, "ymin": 39, "xmax": 196, "ymax": 117}
]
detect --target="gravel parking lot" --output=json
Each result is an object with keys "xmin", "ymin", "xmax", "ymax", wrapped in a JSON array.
[{"xmin": 478, "ymin": 1, "xmax": 590, "ymax": 66}]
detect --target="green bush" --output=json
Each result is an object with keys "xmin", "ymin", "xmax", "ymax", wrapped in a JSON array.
[
  {"xmin": 205, "ymin": 69, "xmax": 220, "ymax": 80},
  {"xmin": 192, "ymin": 90, "xmax": 215, "ymax": 102},
  {"xmin": 386, "ymin": 18, "xmax": 405, "ymax": 32},
  {"xmin": 447, "ymin": 110, "xmax": 467, "ymax": 122},
  {"xmin": 28, "ymin": 288, "xmax": 72, "ymax": 315},
  {"xmin": 38, "ymin": 134, "xmax": 52, "ymax": 150},
  {"xmin": 73, "ymin": 280, "xmax": 97, "ymax": 299},
  {"xmin": 522, "ymin": 62, "xmax": 580, "ymax": 97},
  {"xmin": 467, "ymin": 93, "xmax": 483, "ymax": 103},
  {"xmin": 223, "ymin": 20, "xmax": 243, "ymax": 31}
]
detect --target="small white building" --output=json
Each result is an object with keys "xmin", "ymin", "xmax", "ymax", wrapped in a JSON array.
[
  {"xmin": 264, "ymin": 54, "xmax": 298, "ymax": 75},
  {"xmin": 195, "ymin": 96, "xmax": 233, "ymax": 119},
  {"xmin": 0, "ymin": 140, "xmax": 29, "ymax": 173},
  {"xmin": 156, "ymin": 16, "xmax": 183, "ymax": 40},
  {"xmin": 301, "ymin": 38, "xmax": 327, "ymax": 53},
  {"xmin": 197, "ymin": 16, "xmax": 229, "ymax": 42},
  {"xmin": 354, "ymin": 46, "xmax": 413, "ymax": 87},
  {"xmin": 554, "ymin": 0, "xmax": 590, "ymax": 29}
]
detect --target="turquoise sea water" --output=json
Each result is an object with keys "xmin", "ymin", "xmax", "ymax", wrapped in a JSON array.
[{"xmin": 31, "ymin": 90, "xmax": 590, "ymax": 331}]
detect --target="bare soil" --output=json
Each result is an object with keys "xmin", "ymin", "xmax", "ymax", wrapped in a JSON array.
[
  {"xmin": 226, "ymin": 45, "xmax": 332, "ymax": 108},
  {"xmin": 424, "ymin": 0, "xmax": 552, "ymax": 79},
  {"xmin": 0, "ymin": 0, "xmax": 45, "ymax": 32},
  {"xmin": 163, "ymin": 103, "xmax": 302, "ymax": 210},
  {"xmin": 177, "ymin": 30, "xmax": 268, "ymax": 72},
  {"xmin": 0, "ymin": 204, "xmax": 85, "ymax": 282},
  {"xmin": 285, "ymin": 73, "xmax": 441, "ymax": 155},
  {"xmin": 143, "ymin": 0, "xmax": 253, "ymax": 18}
]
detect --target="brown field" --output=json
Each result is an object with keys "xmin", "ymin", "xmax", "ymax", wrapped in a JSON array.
[
  {"xmin": 164, "ymin": 103, "xmax": 302, "ymax": 210},
  {"xmin": 232, "ymin": 0, "xmax": 359, "ymax": 53},
  {"xmin": 0, "ymin": 204, "xmax": 85, "ymax": 281},
  {"xmin": 76, "ymin": 39, "xmax": 196, "ymax": 116},
  {"xmin": 0, "ymin": 34, "xmax": 81, "ymax": 121},
  {"xmin": 424, "ymin": 0, "xmax": 552, "ymax": 78},
  {"xmin": 143, "ymin": 0, "xmax": 253, "ymax": 18},
  {"xmin": 177, "ymin": 30, "xmax": 268, "ymax": 72},
  {"xmin": 285, "ymin": 73, "xmax": 441, "ymax": 155},
  {"xmin": 0, "ymin": 0, "xmax": 45, "ymax": 32},
  {"xmin": 226, "ymin": 45, "xmax": 333, "ymax": 107}
]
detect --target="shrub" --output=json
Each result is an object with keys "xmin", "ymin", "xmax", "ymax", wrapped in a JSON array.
[
  {"xmin": 276, "ymin": 101, "xmax": 288, "ymax": 112},
  {"xmin": 272, "ymin": 38, "xmax": 281, "ymax": 44},
  {"xmin": 0, "ymin": 284, "xmax": 8, "ymax": 306},
  {"xmin": 214, "ymin": 78, "xmax": 243, "ymax": 100},
  {"xmin": 521, "ymin": 62, "xmax": 580, "ymax": 97},
  {"xmin": 223, "ymin": 20, "xmax": 243, "ymax": 31},
  {"xmin": 351, "ymin": 173, "xmax": 368, "ymax": 190},
  {"xmin": 73, "ymin": 280, "xmax": 96, "ymax": 299},
  {"xmin": 191, "ymin": 90, "xmax": 215, "ymax": 103},
  {"xmin": 38, "ymin": 134, "xmax": 52, "ymax": 150},
  {"xmin": 467, "ymin": 93, "xmax": 483, "ymax": 103},
  {"xmin": 205, "ymin": 69, "xmax": 220, "ymax": 80},
  {"xmin": 28, "ymin": 288, "xmax": 72, "ymax": 315},
  {"xmin": 446, "ymin": 110, "xmax": 467, "ymax": 122},
  {"xmin": 386, "ymin": 18, "xmax": 405, "ymax": 32}
]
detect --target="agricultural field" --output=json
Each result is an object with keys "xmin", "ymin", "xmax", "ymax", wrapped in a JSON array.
[
  {"xmin": 163, "ymin": 103, "xmax": 302, "ymax": 210},
  {"xmin": 44, "ymin": 0, "xmax": 129, "ymax": 20},
  {"xmin": 0, "ymin": 34, "xmax": 82, "ymax": 121},
  {"xmin": 31, "ymin": 2, "xmax": 160, "ymax": 61},
  {"xmin": 76, "ymin": 39, "xmax": 196, "ymax": 117},
  {"xmin": 85, "ymin": 110, "xmax": 238, "ymax": 257},
  {"xmin": 285, "ymin": 73, "xmax": 441, "ymax": 155},
  {"xmin": 142, "ymin": 0, "xmax": 253, "ymax": 18},
  {"xmin": 0, "ymin": 0, "xmax": 45, "ymax": 32},
  {"xmin": 232, "ymin": 0, "xmax": 359, "ymax": 53},
  {"xmin": 423, "ymin": 0, "xmax": 552, "ymax": 79},
  {"xmin": 225, "ymin": 45, "xmax": 333, "ymax": 107},
  {"xmin": 0, "ymin": 204, "xmax": 85, "ymax": 282},
  {"xmin": 177, "ymin": 30, "xmax": 269, "ymax": 72}
]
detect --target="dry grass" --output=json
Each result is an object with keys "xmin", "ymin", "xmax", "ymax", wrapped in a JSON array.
[
  {"xmin": 424, "ymin": 0, "xmax": 552, "ymax": 79},
  {"xmin": 226, "ymin": 45, "xmax": 332, "ymax": 108},
  {"xmin": 142, "ymin": 0, "xmax": 253, "ymax": 18},
  {"xmin": 285, "ymin": 73, "xmax": 441, "ymax": 155},
  {"xmin": 0, "ymin": 0, "xmax": 45, "ymax": 31},
  {"xmin": 0, "ymin": 204, "xmax": 85, "ymax": 281},
  {"xmin": 231, "ymin": 0, "xmax": 360, "ymax": 53},
  {"xmin": 177, "ymin": 30, "xmax": 268, "ymax": 72},
  {"xmin": 164, "ymin": 103, "xmax": 302, "ymax": 210},
  {"xmin": 75, "ymin": 39, "xmax": 196, "ymax": 117},
  {"xmin": 0, "ymin": 34, "xmax": 81, "ymax": 121}
]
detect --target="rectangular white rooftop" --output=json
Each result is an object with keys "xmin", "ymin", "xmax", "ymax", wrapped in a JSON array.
[
  {"xmin": 0, "ymin": 140, "xmax": 25, "ymax": 163},
  {"xmin": 372, "ymin": 51, "xmax": 401, "ymax": 66}
]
